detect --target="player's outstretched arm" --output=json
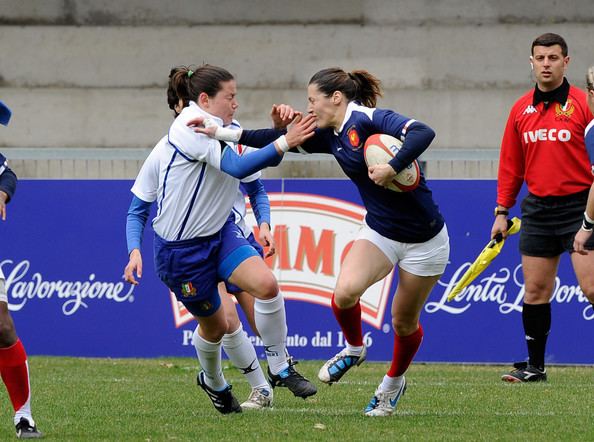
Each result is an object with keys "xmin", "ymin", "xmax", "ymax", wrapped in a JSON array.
[{"xmin": 218, "ymin": 114, "xmax": 317, "ymax": 179}]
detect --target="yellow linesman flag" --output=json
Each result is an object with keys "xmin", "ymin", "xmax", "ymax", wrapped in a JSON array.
[{"xmin": 447, "ymin": 217, "xmax": 521, "ymax": 302}]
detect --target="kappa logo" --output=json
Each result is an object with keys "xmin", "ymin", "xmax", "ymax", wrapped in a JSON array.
[{"xmin": 522, "ymin": 105, "xmax": 538, "ymax": 115}]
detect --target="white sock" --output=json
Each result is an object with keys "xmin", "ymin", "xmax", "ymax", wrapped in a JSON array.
[
  {"xmin": 13, "ymin": 361, "xmax": 33, "ymax": 426},
  {"xmin": 222, "ymin": 324, "xmax": 269, "ymax": 390},
  {"xmin": 191, "ymin": 328, "xmax": 226, "ymax": 391},
  {"xmin": 379, "ymin": 374, "xmax": 404, "ymax": 393},
  {"xmin": 254, "ymin": 293, "xmax": 289, "ymax": 375},
  {"xmin": 346, "ymin": 343, "xmax": 364, "ymax": 356}
]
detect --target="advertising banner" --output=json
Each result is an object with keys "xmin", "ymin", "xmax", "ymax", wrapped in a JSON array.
[{"xmin": 1, "ymin": 180, "xmax": 592, "ymax": 364}]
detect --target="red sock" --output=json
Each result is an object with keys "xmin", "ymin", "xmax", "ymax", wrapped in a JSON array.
[
  {"xmin": 387, "ymin": 324, "xmax": 424, "ymax": 377},
  {"xmin": 0, "ymin": 340, "xmax": 30, "ymax": 412},
  {"xmin": 331, "ymin": 295, "xmax": 363, "ymax": 346}
]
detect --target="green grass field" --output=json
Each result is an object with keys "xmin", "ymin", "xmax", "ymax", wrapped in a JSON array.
[{"xmin": 0, "ymin": 357, "xmax": 592, "ymax": 441}]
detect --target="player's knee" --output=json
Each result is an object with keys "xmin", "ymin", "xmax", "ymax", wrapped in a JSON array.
[
  {"xmin": 334, "ymin": 279, "xmax": 362, "ymax": 307},
  {"xmin": 523, "ymin": 284, "xmax": 552, "ymax": 304},
  {"xmin": 0, "ymin": 318, "xmax": 17, "ymax": 346},
  {"xmin": 251, "ymin": 275, "xmax": 279, "ymax": 300},
  {"xmin": 392, "ymin": 317, "xmax": 417, "ymax": 336},
  {"xmin": 224, "ymin": 313, "xmax": 241, "ymax": 334}
]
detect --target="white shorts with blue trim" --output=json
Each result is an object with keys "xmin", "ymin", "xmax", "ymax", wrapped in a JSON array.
[{"xmin": 357, "ymin": 223, "xmax": 450, "ymax": 277}]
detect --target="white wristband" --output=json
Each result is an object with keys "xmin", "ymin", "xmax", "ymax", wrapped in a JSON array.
[
  {"xmin": 201, "ymin": 118, "xmax": 242, "ymax": 142},
  {"xmin": 213, "ymin": 126, "xmax": 242, "ymax": 143},
  {"xmin": 275, "ymin": 135, "xmax": 290, "ymax": 153},
  {"xmin": 584, "ymin": 211, "xmax": 594, "ymax": 225}
]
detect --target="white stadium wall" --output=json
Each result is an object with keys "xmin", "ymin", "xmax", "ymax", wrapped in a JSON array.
[{"xmin": 0, "ymin": 0, "xmax": 593, "ymax": 178}]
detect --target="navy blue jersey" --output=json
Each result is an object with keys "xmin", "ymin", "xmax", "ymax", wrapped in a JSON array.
[
  {"xmin": 586, "ymin": 119, "xmax": 594, "ymax": 174},
  {"xmin": 300, "ymin": 102, "xmax": 444, "ymax": 243},
  {"xmin": 0, "ymin": 152, "xmax": 17, "ymax": 202}
]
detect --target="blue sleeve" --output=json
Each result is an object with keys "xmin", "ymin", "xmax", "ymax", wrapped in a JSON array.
[
  {"xmin": 586, "ymin": 121, "xmax": 594, "ymax": 168},
  {"xmin": 372, "ymin": 109, "xmax": 435, "ymax": 173},
  {"xmin": 220, "ymin": 142, "xmax": 283, "ymax": 179},
  {"xmin": 388, "ymin": 122, "xmax": 435, "ymax": 173},
  {"xmin": 0, "ymin": 154, "xmax": 17, "ymax": 202},
  {"xmin": 126, "ymin": 195, "xmax": 152, "ymax": 255},
  {"xmin": 242, "ymin": 179, "xmax": 271, "ymax": 226},
  {"xmin": 239, "ymin": 129, "xmax": 285, "ymax": 148},
  {"xmin": 298, "ymin": 129, "xmax": 333, "ymax": 154}
]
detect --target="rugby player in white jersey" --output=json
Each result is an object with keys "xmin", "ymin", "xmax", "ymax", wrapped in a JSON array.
[
  {"xmin": 124, "ymin": 65, "xmax": 317, "ymax": 414},
  {"xmin": 169, "ymin": 88, "xmax": 288, "ymax": 410}
]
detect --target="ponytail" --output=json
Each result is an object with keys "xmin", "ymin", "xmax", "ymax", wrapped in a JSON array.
[
  {"xmin": 309, "ymin": 67, "xmax": 382, "ymax": 107},
  {"xmin": 167, "ymin": 66, "xmax": 194, "ymax": 116},
  {"xmin": 167, "ymin": 64, "xmax": 234, "ymax": 116}
]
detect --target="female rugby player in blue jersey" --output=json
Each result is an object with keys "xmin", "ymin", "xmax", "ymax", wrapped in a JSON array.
[
  {"xmin": 123, "ymin": 65, "xmax": 317, "ymax": 414},
  {"xmin": 193, "ymin": 67, "xmax": 450, "ymax": 417}
]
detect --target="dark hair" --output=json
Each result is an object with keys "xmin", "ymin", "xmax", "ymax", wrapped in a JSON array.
[
  {"xmin": 167, "ymin": 64, "xmax": 234, "ymax": 116},
  {"xmin": 531, "ymin": 33, "xmax": 568, "ymax": 57},
  {"xmin": 308, "ymin": 68, "xmax": 382, "ymax": 108}
]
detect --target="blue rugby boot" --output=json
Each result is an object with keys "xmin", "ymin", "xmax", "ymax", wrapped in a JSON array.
[
  {"xmin": 364, "ymin": 377, "xmax": 407, "ymax": 417},
  {"xmin": 318, "ymin": 346, "xmax": 367, "ymax": 384}
]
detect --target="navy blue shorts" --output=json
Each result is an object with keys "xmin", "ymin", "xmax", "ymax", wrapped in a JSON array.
[
  {"xmin": 520, "ymin": 190, "xmax": 594, "ymax": 257},
  {"xmin": 154, "ymin": 229, "xmax": 223, "ymax": 317},
  {"xmin": 154, "ymin": 215, "xmax": 261, "ymax": 317},
  {"xmin": 223, "ymin": 232, "xmax": 264, "ymax": 294}
]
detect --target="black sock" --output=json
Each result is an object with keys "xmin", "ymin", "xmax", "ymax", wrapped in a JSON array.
[{"xmin": 522, "ymin": 303, "xmax": 551, "ymax": 371}]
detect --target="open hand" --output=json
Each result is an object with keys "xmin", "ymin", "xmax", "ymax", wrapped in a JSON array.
[
  {"xmin": 284, "ymin": 114, "xmax": 317, "ymax": 149},
  {"xmin": 124, "ymin": 249, "xmax": 143, "ymax": 285},
  {"xmin": 271, "ymin": 104, "xmax": 300, "ymax": 129}
]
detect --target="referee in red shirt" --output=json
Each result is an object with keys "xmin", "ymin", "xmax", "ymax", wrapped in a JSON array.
[{"xmin": 492, "ymin": 33, "xmax": 594, "ymax": 382}]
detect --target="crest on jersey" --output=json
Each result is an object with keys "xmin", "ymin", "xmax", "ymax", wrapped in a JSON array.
[
  {"xmin": 347, "ymin": 125, "xmax": 361, "ymax": 149},
  {"xmin": 555, "ymin": 99, "xmax": 575, "ymax": 121},
  {"xmin": 181, "ymin": 282, "xmax": 196, "ymax": 297}
]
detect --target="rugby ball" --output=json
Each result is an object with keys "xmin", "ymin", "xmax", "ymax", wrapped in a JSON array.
[{"xmin": 364, "ymin": 133, "xmax": 420, "ymax": 192}]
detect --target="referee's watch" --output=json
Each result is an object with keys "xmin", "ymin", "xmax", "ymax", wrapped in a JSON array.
[{"xmin": 494, "ymin": 208, "xmax": 509, "ymax": 217}]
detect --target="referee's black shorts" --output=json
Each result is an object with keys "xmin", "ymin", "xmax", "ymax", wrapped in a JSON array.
[{"xmin": 519, "ymin": 190, "xmax": 594, "ymax": 257}]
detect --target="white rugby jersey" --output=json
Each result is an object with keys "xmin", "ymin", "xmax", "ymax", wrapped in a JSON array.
[{"xmin": 131, "ymin": 102, "xmax": 240, "ymax": 241}]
